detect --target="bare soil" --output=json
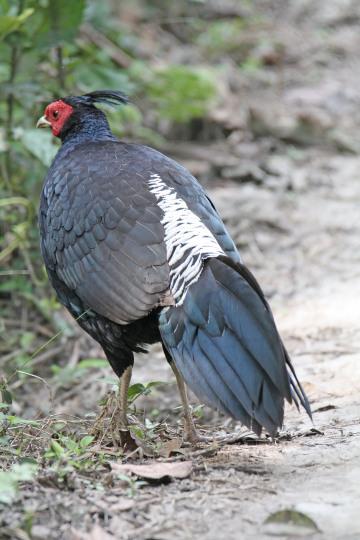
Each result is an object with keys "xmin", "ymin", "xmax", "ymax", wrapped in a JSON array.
[{"xmin": 2, "ymin": 1, "xmax": 360, "ymax": 539}]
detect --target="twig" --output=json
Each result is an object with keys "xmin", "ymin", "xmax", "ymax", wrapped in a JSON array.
[
  {"xmin": 80, "ymin": 23, "xmax": 132, "ymax": 68},
  {"xmin": 4, "ymin": 46, "xmax": 18, "ymax": 184},
  {"xmin": 3, "ymin": 319, "xmax": 54, "ymax": 338},
  {"xmin": 56, "ymin": 46, "xmax": 66, "ymax": 90},
  {"xmin": 4, "ymin": 0, "xmax": 24, "ymax": 185},
  {"xmin": 1, "ymin": 349, "xmax": 23, "ymax": 363},
  {"xmin": 49, "ymin": 0, "xmax": 66, "ymax": 91},
  {"xmin": 27, "ymin": 344, "xmax": 64, "ymax": 367},
  {"xmin": 66, "ymin": 340, "xmax": 80, "ymax": 369},
  {"xmin": 22, "ymin": 246, "xmax": 44, "ymax": 287},
  {"xmin": 0, "ymin": 270, "xmax": 30, "ymax": 276}
]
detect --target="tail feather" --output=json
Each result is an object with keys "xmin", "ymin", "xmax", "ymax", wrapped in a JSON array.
[
  {"xmin": 180, "ymin": 334, "xmax": 263, "ymax": 436},
  {"xmin": 199, "ymin": 329, "xmax": 281, "ymax": 431},
  {"xmin": 197, "ymin": 332, "xmax": 256, "ymax": 421},
  {"xmin": 159, "ymin": 256, "xmax": 311, "ymax": 436},
  {"xmin": 284, "ymin": 347, "xmax": 312, "ymax": 418},
  {"xmin": 177, "ymin": 340, "xmax": 235, "ymax": 417}
]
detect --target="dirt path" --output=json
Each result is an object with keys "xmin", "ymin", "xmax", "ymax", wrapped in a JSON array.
[
  {"xmin": 30, "ymin": 151, "xmax": 357, "ymax": 540},
  {"xmin": 2, "ymin": 1, "xmax": 360, "ymax": 539},
  {"xmin": 117, "ymin": 152, "xmax": 360, "ymax": 540},
  {"xmin": 198, "ymin": 154, "xmax": 360, "ymax": 539},
  {"xmin": 47, "ymin": 150, "xmax": 359, "ymax": 540}
]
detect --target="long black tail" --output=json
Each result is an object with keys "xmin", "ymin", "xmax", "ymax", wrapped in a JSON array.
[{"xmin": 159, "ymin": 256, "xmax": 311, "ymax": 436}]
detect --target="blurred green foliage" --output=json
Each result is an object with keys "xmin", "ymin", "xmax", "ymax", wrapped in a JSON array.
[
  {"xmin": 0, "ymin": 462, "xmax": 37, "ymax": 504},
  {"xmin": 0, "ymin": 0, "xmax": 218, "ymax": 333},
  {"xmin": 196, "ymin": 19, "xmax": 247, "ymax": 56},
  {"xmin": 148, "ymin": 65, "xmax": 216, "ymax": 123},
  {"xmin": 0, "ymin": 0, "xmax": 266, "ymax": 409}
]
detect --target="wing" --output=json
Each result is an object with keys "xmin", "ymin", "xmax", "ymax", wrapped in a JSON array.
[
  {"xmin": 40, "ymin": 141, "xmax": 242, "ymax": 324},
  {"xmin": 40, "ymin": 142, "xmax": 171, "ymax": 324}
]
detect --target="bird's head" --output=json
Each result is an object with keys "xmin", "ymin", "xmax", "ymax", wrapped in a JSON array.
[{"xmin": 36, "ymin": 90, "xmax": 128, "ymax": 139}]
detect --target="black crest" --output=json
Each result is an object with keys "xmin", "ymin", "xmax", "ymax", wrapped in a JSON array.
[{"xmin": 63, "ymin": 90, "xmax": 129, "ymax": 109}]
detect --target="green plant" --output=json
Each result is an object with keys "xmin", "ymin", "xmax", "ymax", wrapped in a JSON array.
[
  {"xmin": 0, "ymin": 462, "xmax": 37, "ymax": 504},
  {"xmin": 196, "ymin": 19, "xmax": 246, "ymax": 56},
  {"xmin": 0, "ymin": 1, "xmax": 221, "ymax": 475},
  {"xmin": 127, "ymin": 380, "xmax": 164, "ymax": 404},
  {"xmin": 116, "ymin": 473, "xmax": 147, "ymax": 497},
  {"xmin": 45, "ymin": 433, "xmax": 95, "ymax": 471},
  {"xmin": 147, "ymin": 65, "xmax": 216, "ymax": 123}
]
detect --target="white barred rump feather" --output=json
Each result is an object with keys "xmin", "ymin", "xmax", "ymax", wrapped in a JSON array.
[{"xmin": 148, "ymin": 173, "xmax": 224, "ymax": 304}]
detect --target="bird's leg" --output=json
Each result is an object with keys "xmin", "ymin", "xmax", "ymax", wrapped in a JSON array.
[
  {"xmin": 170, "ymin": 362, "xmax": 246, "ymax": 446},
  {"xmin": 112, "ymin": 365, "xmax": 137, "ymax": 449},
  {"xmin": 118, "ymin": 365, "xmax": 132, "ymax": 430},
  {"xmin": 170, "ymin": 362, "xmax": 202, "ymax": 443}
]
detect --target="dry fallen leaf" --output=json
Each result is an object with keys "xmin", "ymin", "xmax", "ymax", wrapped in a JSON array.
[
  {"xmin": 111, "ymin": 460, "xmax": 193, "ymax": 481},
  {"xmin": 158, "ymin": 437, "xmax": 184, "ymax": 458},
  {"xmin": 263, "ymin": 509, "xmax": 320, "ymax": 536}
]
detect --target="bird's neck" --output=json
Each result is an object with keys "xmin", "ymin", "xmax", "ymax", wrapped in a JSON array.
[{"xmin": 60, "ymin": 111, "xmax": 117, "ymax": 152}]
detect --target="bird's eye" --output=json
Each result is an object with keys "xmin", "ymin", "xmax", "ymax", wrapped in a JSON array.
[{"xmin": 53, "ymin": 110, "xmax": 59, "ymax": 119}]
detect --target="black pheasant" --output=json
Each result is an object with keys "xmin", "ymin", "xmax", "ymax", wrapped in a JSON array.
[{"xmin": 37, "ymin": 90, "xmax": 311, "ymax": 442}]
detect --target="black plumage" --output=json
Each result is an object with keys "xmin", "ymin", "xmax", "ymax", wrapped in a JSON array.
[{"xmin": 38, "ymin": 90, "xmax": 311, "ymax": 438}]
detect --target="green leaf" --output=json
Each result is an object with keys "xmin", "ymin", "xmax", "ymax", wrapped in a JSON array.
[
  {"xmin": 34, "ymin": 0, "xmax": 85, "ymax": 48},
  {"xmin": 50, "ymin": 440, "xmax": 64, "ymax": 458},
  {"xmin": 127, "ymin": 383, "xmax": 146, "ymax": 403},
  {"xmin": 11, "ymin": 462, "xmax": 37, "ymax": 482},
  {"xmin": 145, "ymin": 381, "xmax": 164, "ymax": 389},
  {"xmin": 62, "ymin": 436, "xmax": 78, "ymax": 453},
  {"xmin": 0, "ymin": 8, "xmax": 34, "ymax": 40},
  {"xmin": 0, "ymin": 403, "xmax": 10, "ymax": 409},
  {"xmin": 0, "ymin": 463, "xmax": 37, "ymax": 504},
  {"xmin": 80, "ymin": 435, "xmax": 94, "ymax": 449},
  {"xmin": 22, "ymin": 128, "xmax": 57, "ymax": 166},
  {"xmin": 0, "ymin": 472, "xmax": 17, "ymax": 504},
  {"xmin": 127, "ymin": 381, "xmax": 164, "ymax": 404},
  {"xmin": 0, "ymin": 387, "xmax": 12, "ymax": 405},
  {"xmin": 5, "ymin": 415, "xmax": 39, "ymax": 426},
  {"xmin": 264, "ymin": 509, "xmax": 320, "ymax": 535}
]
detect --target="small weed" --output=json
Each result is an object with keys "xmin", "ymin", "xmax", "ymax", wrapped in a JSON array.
[
  {"xmin": 45, "ymin": 434, "xmax": 95, "ymax": 472},
  {"xmin": 0, "ymin": 462, "xmax": 37, "ymax": 504},
  {"xmin": 127, "ymin": 381, "xmax": 164, "ymax": 404},
  {"xmin": 116, "ymin": 473, "xmax": 147, "ymax": 497},
  {"xmin": 148, "ymin": 65, "xmax": 216, "ymax": 123}
]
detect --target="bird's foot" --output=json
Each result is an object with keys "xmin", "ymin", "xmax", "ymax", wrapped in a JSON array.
[
  {"xmin": 184, "ymin": 430, "xmax": 226, "ymax": 445},
  {"xmin": 110, "ymin": 411, "xmax": 138, "ymax": 452},
  {"xmin": 90, "ymin": 391, "xmax": 138, "ymax": 451},
  {"xmin": 182, "ymin": 418, "xmax": 217, "ymax": 445},
  {"xmin": 118, "ymin": 427, "xmax": 138, "ymax": 452},
  {"xmin": 183, "ymin": 429, "xmax": 204, "ymax": 445}
]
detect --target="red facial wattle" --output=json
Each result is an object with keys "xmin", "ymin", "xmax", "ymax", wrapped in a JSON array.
[{"xmin": 44, "ymin": 100, "xmax": 74, "ymax": 137}]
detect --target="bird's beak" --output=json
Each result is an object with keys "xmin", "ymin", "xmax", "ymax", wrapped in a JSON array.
[{"xmin": 36, "ymin": 115, "xmax": 51, "ymax": 129}]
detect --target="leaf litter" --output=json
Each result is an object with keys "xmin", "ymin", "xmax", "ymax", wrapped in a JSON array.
[{"xmin": 111, "ymin": 460, "xmax": 193, "ymax": 483}]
